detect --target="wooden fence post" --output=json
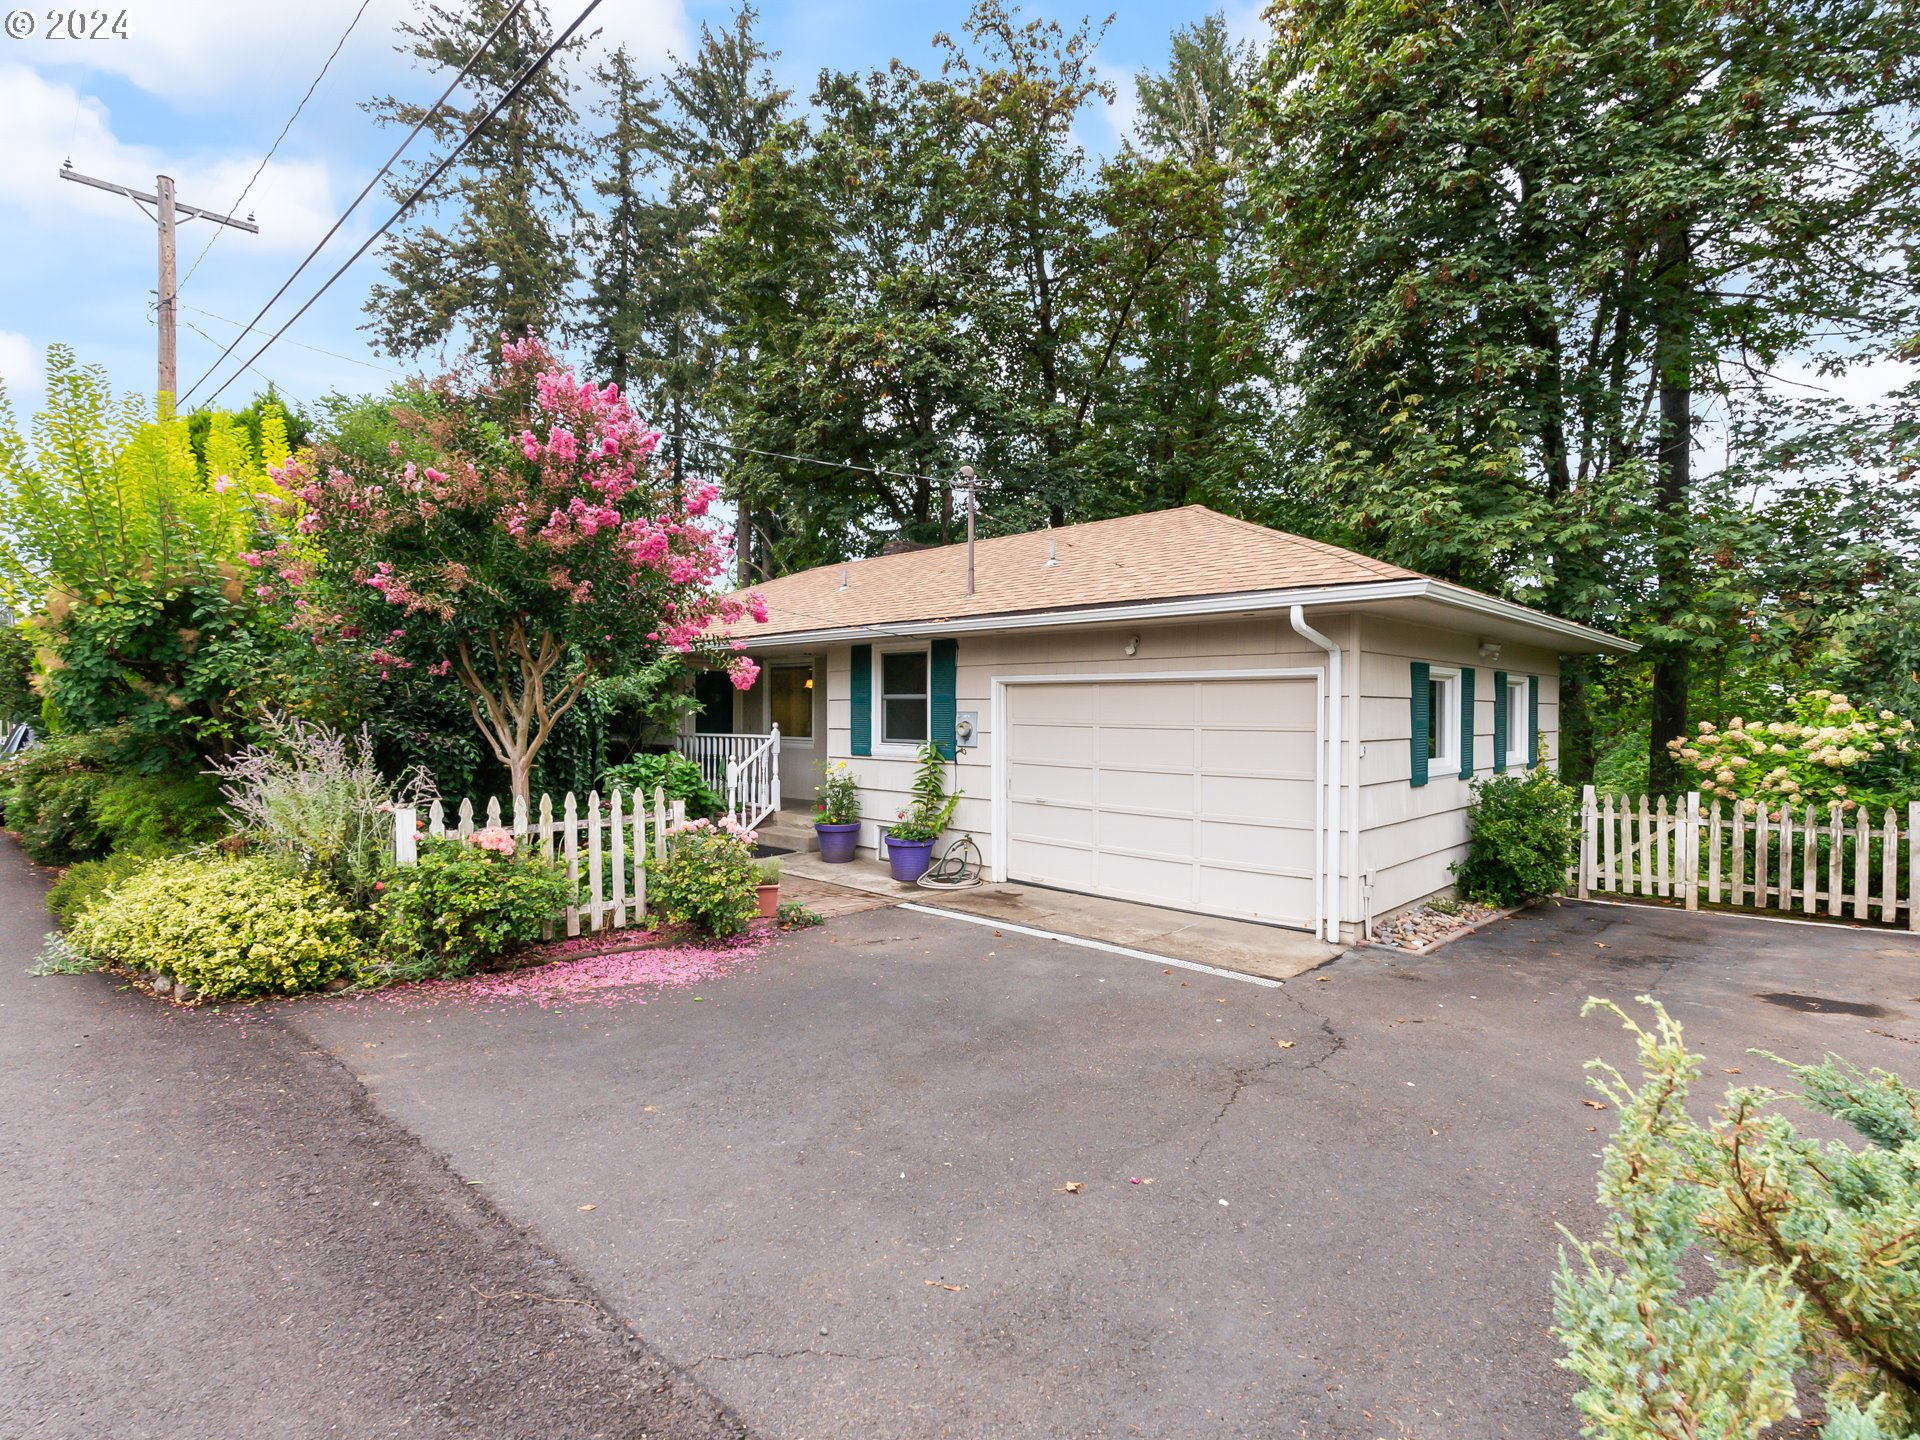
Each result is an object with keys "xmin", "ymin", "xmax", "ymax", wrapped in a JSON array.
[
  {"xmin": 1909, "ymin": 801, "xmax": 1919, "ymax": 934},
  {"xmin": 1682, "ymin": 792, "xmax": 1698, "ymax": 910},
  {"xmin": 393, "ymin": 805, "xmax": 417, "ymax": 867},
  {"xmin": 1578, "ymin": 784, "xmax": 1595, "ymax": 899}
]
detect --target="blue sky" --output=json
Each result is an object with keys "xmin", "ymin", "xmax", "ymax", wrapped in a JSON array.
[{"xmin": 0, "ymin": 0, "xmax": 1263, "ymax": 422}]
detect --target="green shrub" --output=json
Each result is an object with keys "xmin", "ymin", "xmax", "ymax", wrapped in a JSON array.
[
  {"xmin": 1452, "ymin": 768, "xmax": 1577, "ymax": 905},
  {"xmin": 90, "ymin": 769, "xmax": 225, "ymax": 853},
  {"xmin": 71, "ymin": 854, "xmax": 360, "ymax": 999},
  {"xmin": 375, "ymin": 833, "xmax": 576, "ymax": 982},
  {"xmin": 644, "ymin": 818, "xmax": 760, "ymax": 938},
  {"xmin": 46, "ymin": 850, "xmax": 158, "ymax": 927},
  {"xmin": 0, "ymin": 729, "xmax": 118, "ymax": 863},
  {"xmin": 598, "ymin": 751, "xmax": 721, "ymax": 819},
  {"xmin": 1555, "ymin": 999, "xmax": 1920, "ymax": 1438}
]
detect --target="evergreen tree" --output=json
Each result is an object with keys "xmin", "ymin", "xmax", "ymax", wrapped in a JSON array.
[
  {"xmin": 1244, "ymin": 0, "xmax": 1920, "ymax": 784},
  {"xmin": 365, "ymin": 0, "xmax": 586, "ymax": 358}
]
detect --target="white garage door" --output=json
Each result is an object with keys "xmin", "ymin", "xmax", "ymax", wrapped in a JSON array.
[{"xmin": 1004, "ymin": 677, "xmax": 1320, "ymax": 929}]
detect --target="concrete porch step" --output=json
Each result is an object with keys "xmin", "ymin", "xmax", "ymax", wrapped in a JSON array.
[{"xmin": 754, "ymin": 808, "xmax": 820, "ymax": 854}]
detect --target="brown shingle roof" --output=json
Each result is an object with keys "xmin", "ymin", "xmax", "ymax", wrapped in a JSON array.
[{"xmin": 735, "ymin": 505, "xmax": 1423, "ymax": 639}]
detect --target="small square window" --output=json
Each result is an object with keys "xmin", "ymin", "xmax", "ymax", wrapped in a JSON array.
[{"xmin": 879, "ymin": 650, "xmax": 929, "ymax": 746}]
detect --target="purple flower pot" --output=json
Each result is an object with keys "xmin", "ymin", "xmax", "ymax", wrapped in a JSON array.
[
  {"xmin": 814, "ymin": 821, "xmax": 860, "ymax": 863},
  {"xmin": 886, "ymin": 836, "xmax": 935, "ymax": 884}
]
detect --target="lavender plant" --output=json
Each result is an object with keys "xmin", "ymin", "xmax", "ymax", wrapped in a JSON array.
[{"xmin": 210, "ymin": 711, "xmax": 434, "ymax": 904}]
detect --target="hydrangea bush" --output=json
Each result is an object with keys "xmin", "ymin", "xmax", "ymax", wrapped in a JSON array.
[
  {"xmin": 645, "ymin": 816, "xmax": 761, "ymax": 938},
  {"xmin": 1666, "ymin": 690, "xmax": 1918, "ymax": 817}
]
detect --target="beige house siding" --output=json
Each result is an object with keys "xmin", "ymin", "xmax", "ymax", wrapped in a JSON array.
[
  {"xmin": 819, "ymin": 615, "xmax": 1349, "ymax": 871},
  {"xmin": 1354, "ymin": 615, "xmax": 1560, "ymax": 921},
  {"xmin": 746, "ymin": 607, "xmax": 1562, "ymax": 942}
]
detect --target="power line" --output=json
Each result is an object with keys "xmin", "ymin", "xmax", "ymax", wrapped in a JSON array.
[
  {"xmin": 179, "ymin": 0, "xmax": 376, "ymax": 291},
  {"xmin": 179, "ymin": 316, "xmax": 300, "ymax": 406},
  {"xmin": 199, "ymin": 0, "xmax": 596, "ymax": 408},
  {"xmin": 179, "ymin": 0, "xmax": 532, "ymax": 406},
  {"xmin": 675, "ymin": 430, "xmax": 949, "ymax": 486},
  {"xmin": 179, "ymin": 302, "xmax": 406, "ymax": 377}
]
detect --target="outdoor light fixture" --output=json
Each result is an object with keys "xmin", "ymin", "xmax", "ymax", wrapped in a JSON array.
[
  {"xmin": 1478, "ymin": 638, "xmax": 1502, "ymax": 661},
  {"xmin": 1125, "ymin": 634, "xmax": 1140, "ymax": 656}
]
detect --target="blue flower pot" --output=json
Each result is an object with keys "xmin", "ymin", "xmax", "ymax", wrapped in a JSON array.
[
  {"xmin": 815, "ymin": 821, "xmax": 860, "ymax": 863},
  {"xmin": 885, "ymin": 836, "xmax": 935, "ymax": 883}
]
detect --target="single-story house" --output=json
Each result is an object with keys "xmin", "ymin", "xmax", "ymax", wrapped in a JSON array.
[{"xmin": 687, "ymin": 505, "xmax": 1635, "ymax": 944}]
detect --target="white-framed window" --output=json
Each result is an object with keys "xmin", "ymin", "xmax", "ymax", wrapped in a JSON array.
[
  {"xmin": 876, "ymin": 647, "xmax": 930, "ymax": 749},
  {"xmin": 1426, "ymin": 666, "xmax": 1461, "ymax": 773},
  {"xmin": 1504, "ymin": 675, "xmax": 1529, "ymax": 768}
]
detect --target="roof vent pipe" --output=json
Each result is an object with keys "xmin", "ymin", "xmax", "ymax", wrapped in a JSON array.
[
  {"xmin": 1290, "ymin": 605, "xmax": 1343, "ymax": 945},
  {"xmin": 1046, "ymin": 538, "xmax": 1056, "ymax": 567},
  {"xmin": 839, "ymin": 563, "xmax": 849, "ymax": 591}
]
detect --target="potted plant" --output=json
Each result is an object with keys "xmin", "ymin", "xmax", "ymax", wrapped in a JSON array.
[
  {"xmin": 885, "ymin": 742, "xmax": 961, "ymax": 883},
  {"xmin": 814, "ymin": 761, "xmax": 862, "ymax": 863},
  {"xmin": 755, "ymin": 857, "xmax": 782, "ymax": 919}
]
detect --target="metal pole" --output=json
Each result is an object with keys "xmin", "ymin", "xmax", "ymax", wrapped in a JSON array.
[
  {"xmin": 156, "ymin": 174, "xmax": 178, "ymax": 406},
  {"xmin": 959, "ymin": 465, "xmax": 977, "ymax": 596}
]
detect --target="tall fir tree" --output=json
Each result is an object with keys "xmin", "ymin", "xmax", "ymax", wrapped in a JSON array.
[{"xmin": 365, "ymin": 0, "xmax": 586, "ymax": 359}]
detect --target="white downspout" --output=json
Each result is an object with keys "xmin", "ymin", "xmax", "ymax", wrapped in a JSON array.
[{"xmin": 1290, "ymin": 606, "xmax": 1343, "ymax": 944}]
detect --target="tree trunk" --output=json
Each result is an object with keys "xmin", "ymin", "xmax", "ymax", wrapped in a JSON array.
[
  {"xmin": 1647, "ymin": 221, "xmax": 1693, "ymax": 794},
  {"xmin": 454, "ymin": 623, "xmax": 592, "ymax": 821},
  {"xmin": 1558, "ymin": 658, "xmax": 1596, "ymax": 786}
]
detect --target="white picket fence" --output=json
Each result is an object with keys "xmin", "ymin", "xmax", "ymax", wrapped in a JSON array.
[
  {"xmin": 1575, "ymin": 786, "xmax": 1919, "ymax": 931},
  {"xmin": 392, "ymin": 786, "xmax": 686, "ymax": 937}
]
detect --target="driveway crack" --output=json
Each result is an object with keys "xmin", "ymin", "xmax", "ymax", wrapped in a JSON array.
[
  {"xmin": 692, "ymin": 1346, "xmax": 904, "ymax": 1368},
  {"xmin": 1190, "ymin": 985, "xmax": 1348, "ymax": 1164}
]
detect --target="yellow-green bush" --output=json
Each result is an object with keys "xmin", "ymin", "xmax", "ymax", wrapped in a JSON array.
[{"xmin": 72, "ymin": 854, "xmax": 360, "ymax": 999}]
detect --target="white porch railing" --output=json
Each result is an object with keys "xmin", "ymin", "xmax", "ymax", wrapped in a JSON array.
[
  {"xmin": 723, "ymin": 726, "xmax": 781, "ymax": 831},
  {"xmin": 1572, "ymin": 785, "xmax": 1918, "ymax": 931},
  {"xmin": 680, "ymin": 731, "xmax": 767, "ymax": 794}
]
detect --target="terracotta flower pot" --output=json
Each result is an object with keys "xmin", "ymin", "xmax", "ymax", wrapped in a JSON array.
[{"xmin": 756, "ymin": 882, "xmax": 780, "ymax": 919}]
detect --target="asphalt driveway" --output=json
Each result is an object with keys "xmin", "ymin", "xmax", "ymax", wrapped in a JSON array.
[{"xmin": 282, "ymin": 900, "xmax": 1920, "ymax": 1439}]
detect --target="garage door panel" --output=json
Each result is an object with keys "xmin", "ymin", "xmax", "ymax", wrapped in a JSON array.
[
  {"xmin": 1095, "ymin": 767, "xmax": 1194, "ymax": 813},
  {"xmin": 1197, "ymin": 774, "xmax": 1315, "ymax": 823},
  {"xmin": 1103, "ymin": 683, "xmax": 1197, "ymax": 726},
  {"xmin": 1198, "ymin": 726, "xmax": 1317, "ymax": 777},
  {"xmin": 1008, "ymin": 838, "xmax": 1096, "ymax": 889},
  {"xmin": 1095, "ymin": 851, "xmax": 1194, "ymax": 909},
  {"xmin": 1198, "ymin": 868, "xmax": 1314, "ymax": 927},
  {"xmin": 1196, "ymin": 679, "xmax": 1305, "ymax": 726},
  {"xmin": 1097, "ymin": 726, "xmax": 1193, "ymax": 770},
  {"xmin": 1095, "ymin": 808, "xmax": 1195, "ymax": 858},
  {"xmin": 1004, "ymin": 677, "xmax": 1320, "ymax": 931},
  {"xmin": 1196, "ymin": 818, "xmax": 1314, "ymax": 870},
  {"xmin": 1009, "ymin": 722, "xmax": 1094, "ymax": 766},
  {"xmin": 1009, "ymin": 799, "xmax": 1095, "ymax": 847},
  {"xmin": 1008, "ymin": 763, "xmax": 1096, "ymax": 806}
]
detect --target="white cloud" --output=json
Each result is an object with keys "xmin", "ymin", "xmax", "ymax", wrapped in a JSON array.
[
  {"xmin": 0, "ymin": 63, "xmax": 338, "ymax": 256},
  {"xmin": 1764, "ymin": 353, "xmax": 1917, "ymax": 410},
  {"xmin": 0, "ymin": 329, "xmax": 39, "ymax": 399},
  {"xmin": 22, "ymin": 0, "xmax": 414, "ymax": 107},
  {"xmin": 24, "ymin": 0, "xmax": 690, "ymax": 108}
]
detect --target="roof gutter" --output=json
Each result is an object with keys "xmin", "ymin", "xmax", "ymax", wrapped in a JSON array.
[{"xmin": 743, "ymin": 578, "xmax": 1639, "ymax": 655}]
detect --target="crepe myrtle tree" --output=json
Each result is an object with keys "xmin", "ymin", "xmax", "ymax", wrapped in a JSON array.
[{"xmin": 253, "ymin": 336, "xmax": 765, "ymax": 812}]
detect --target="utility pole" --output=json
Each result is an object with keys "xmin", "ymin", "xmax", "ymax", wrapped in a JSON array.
[{"xmin": 59, "ymin": 162, "xmax": 259, "ymax": 406}]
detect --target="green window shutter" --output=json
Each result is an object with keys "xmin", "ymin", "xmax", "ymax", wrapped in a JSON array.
[
  {"xmin": 930, "ymin": 638, "xmax": 958, "ymax": 760},
  {"xmin": 1491, "ymin": 670, "xmax": 1508, "ymax": 774},
  {"xmin": 1527, "ymin": 674, "xmax": 1541, "ymax": 767},
  {"xmin": 1409, "ymin": 661, "xmax": 1430, "ymax": 788},
  {"xmin": 849, "ymin": 644, "xmax": 872, "ymax": 757},
  {"xmin": 1459, "ymin": 668, "xmax": 1475, "ymax": 778}
]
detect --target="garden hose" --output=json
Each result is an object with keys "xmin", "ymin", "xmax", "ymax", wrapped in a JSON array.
[{"xmin": 916, "ymin": 834, "xmax": 984, "ymax": 889}]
